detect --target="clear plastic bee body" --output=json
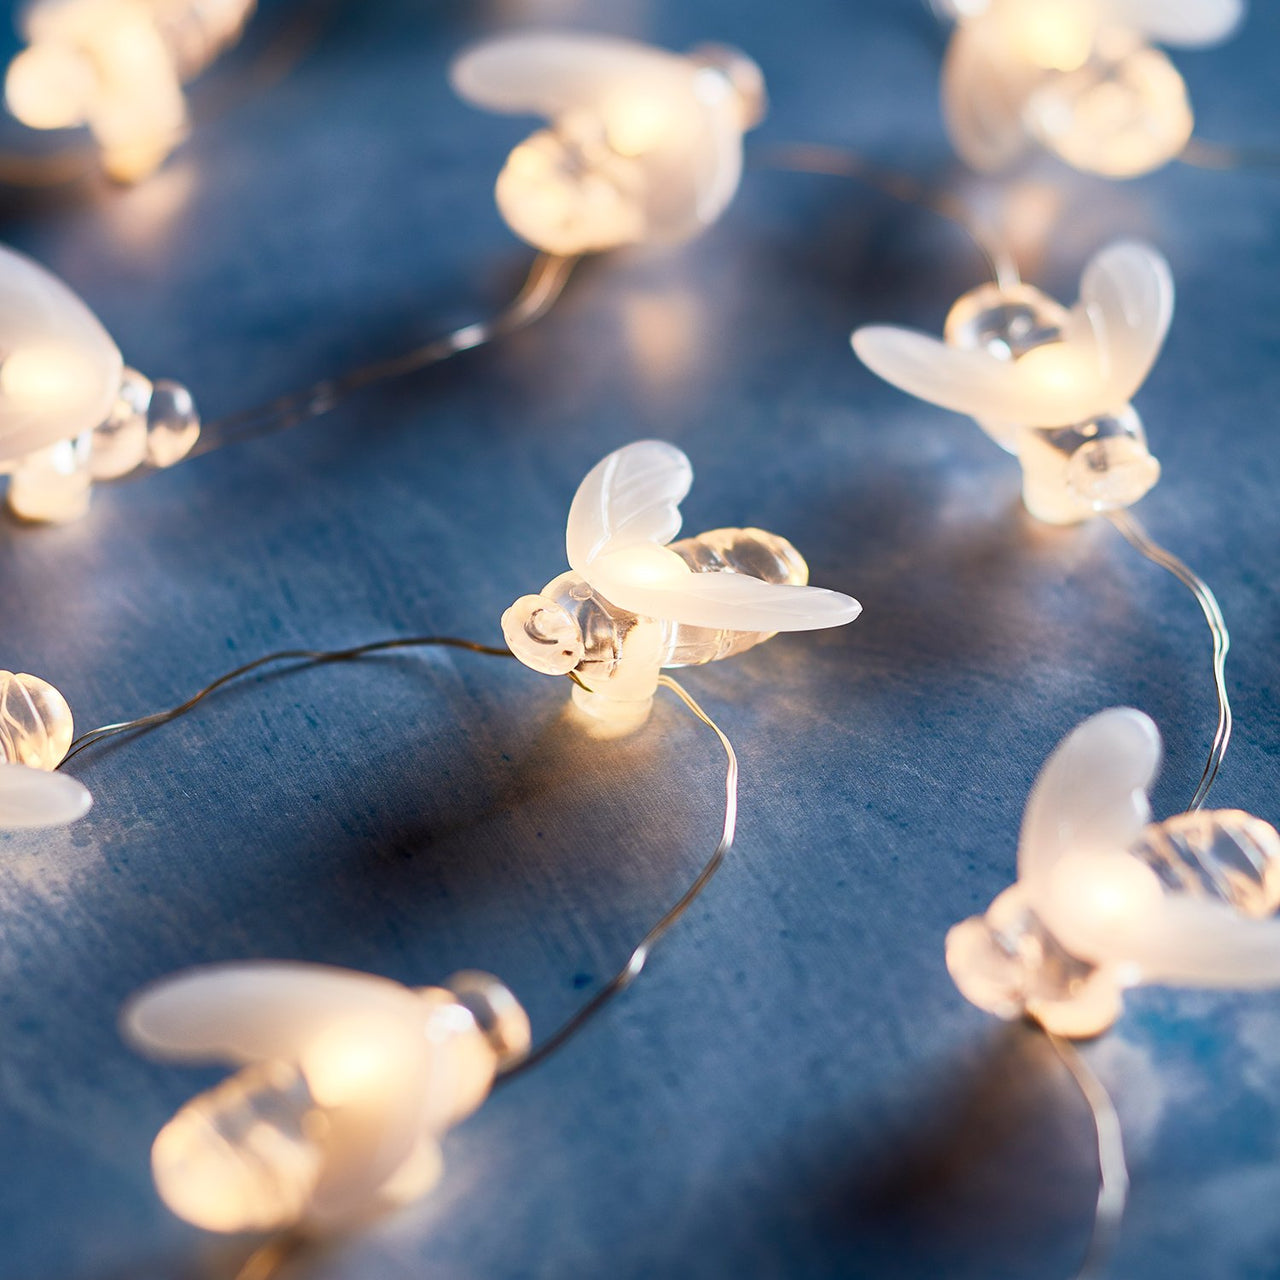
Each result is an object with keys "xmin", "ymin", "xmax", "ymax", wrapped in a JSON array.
[
  {"xmin": 947, "ymin": 707, "xmax": 1280, "ymax": 1037},
  {"xmin": 0, "ymin": 243, "xmax": 199, "ymax": 523},
  {"xmin": 6, "ymin": 0, "xmax": 257, "ymax": 181},
  {"xmin": 502, "ymin": 442, "xmax": 862, "ymax": 731},
  {"xmin": 451, "ymin": 32, "xmax": 766, "ymax": 256},
  {"xmin": 124, "ymin": 962, "xmax": 530, "ymax": 1232},
  {"xmin": 939, "ymin": 0, "xmax": 1245, "ymax": 176},
  {"xmin": 852, "ymin": 240, "xmax": 1171, "ymax": 525},
  {"xmin": 0, "ymin": 668, "xmax": 91, "ymax": 826}
]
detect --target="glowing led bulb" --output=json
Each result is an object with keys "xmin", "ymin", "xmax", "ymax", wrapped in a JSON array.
[
  {"xmin": 0, "ymin": 243, "xmax": 198, "ymax": 522},
  {"xmin": 0, "ymin": 670, "xmax": 92, "ymax": 827},
  {"xmin": 941, "ymin": 0, "xmax": 1244, "ymax": 175},
  {"xmin": 945, "ymin": 707, "xmax": 1280, "ymax": 1038},
  {"xmin": 451, "ymin": 32, "xmax": 766, "ymax": 256},
  {"xmin": 501, "ymin": 441, "xmax": 861, "ymax": 731},
  {"xmin": 852, "ymin": 240, "xmax": 1171, "ymax": 525},
  {"xmin": 124, "ymin": 962, "xmax": 531, "ymax": 1232},
  {"xmin": 6, "ymin": 0, "xmax": 257, "ymax": 182}
]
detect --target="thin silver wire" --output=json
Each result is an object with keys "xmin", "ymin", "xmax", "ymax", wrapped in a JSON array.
[
  {"xmin": 62, "ymin": 644, "xmax": 740, "ymax": 1086},
  {"xmin": 232, "ymin": 1232, "xmax": 309, "ymax": 1280},
  {"xmin": 1045, "ymin": 1032, "xmax": 1130, "ymax": 1280},
  {"xmin": 497, "ymin": 672, "xmax": 739, "ymax": 1083},
  {"xmin": 59, "ymin": 635, "xmax": 512, "ymax": 765},
  {"xmin": 753, "ymin": 141, "xmax": 1019, "ymax": 288},
  {"xmin": 1180, "ymin": 139, "xmax": 1280, "ymax": 174},
  {"xmin": 1106, "ymin": 509, "xmax": 1232, "ymax": 813},
  {"xmin": 188, "ymin": 251, "xmax": 578, "ymax": 458}
]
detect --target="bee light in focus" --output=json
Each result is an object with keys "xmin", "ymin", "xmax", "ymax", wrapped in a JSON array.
[
  {"xmin": 0, "ymin": 668, "xmax": 91, "ymax": 827},
  {"xmin": 852, "ymin": 240, "xmax": 1171, "ymax": 525},
  {"xmin": 501, "ymin": 440, "xmax": 861, "ymax": 733},
  {"xmin": 6, "ymin": 0, "xmax": 256, "ymax": 182},
  {"xmin": 946, "ymin": 707, "xmax": 1280, "ymax": 1038},
  {"xmin": 938, "ymin": 0, "xmax": 1245, "ymax": 176},
  {"xmin": 0, "ymin": 243, "xmax": 199, "ymax": 522},
  {"xmin": 124, "ymin": 962, "xmax": 530, "ymax": 1233},
  {"xmin": 451, "ymin": 31, "xmax": 766, "ymax": 256}
]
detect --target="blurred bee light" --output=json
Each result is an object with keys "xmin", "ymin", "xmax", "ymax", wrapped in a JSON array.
[{"xmin": 5, "ymin": 0, "xmax": 257, "ymax": 182}]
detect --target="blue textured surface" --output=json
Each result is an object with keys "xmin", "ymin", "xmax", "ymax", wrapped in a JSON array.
[{"xmin": 0, "ymin": 1, "xmax": 1278, "ymax": 1277}]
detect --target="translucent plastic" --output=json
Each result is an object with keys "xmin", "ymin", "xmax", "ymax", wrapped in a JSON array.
[
  {"xmin": 125, "ymin": 962, "xmax": 528, "ymax": 1232},
  {"xmin": 451, "ymin": 33, "xmax": 765, "ymax": 255},
  {"xmin": 852, "ymin": 240, "xmax": 1171, "ymax": 524},
  {"xmin": 8, "ymin": 0, "xmax": 257, "ymax": 182},
  {"xmin": 940, "ymin": 0, "xmax": 1238, "ymax": 176},
  {"xmin": 0, "ymin": 243, "xmax": 199, "ymax": 518},
  {"xmin": 502, "ymin": 441, "xmax": 861, "ymax": 727},
  {"xmin": 0, "ymin": 671, "xmax": 92, "ymax": 829},
  {"xmin": 946, "ymin": 708, "xmax": 1280, "ymax": 1038}
]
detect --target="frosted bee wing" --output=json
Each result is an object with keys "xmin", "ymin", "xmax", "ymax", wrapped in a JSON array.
[
  {"xmin": 586, "ymin": 556, "xmax": 862, "ymax": 632},
  {"xmin": 567, "ymin": 440, "xmax": 693, "ymax": 572},
  {"xmin": 0, "ymin": 244, "xmax": 123, "ymax": 464},
  {"xmin": 1017, "ymin": 708, "xmax": 1162, "ymax": 905},
  {"xmin": 852, "ymin": 325, "xmax": 1105, "ymax": 425},
  {"xmin": 940, "ymin": 18, "xmax": 1033, "ymax": 172},
  {"xmin": 1069, "ymin": 240, "xmax": 1174, "ymax": 408},
  {"xmin": 0, "ymin": 761, "xmax": 91, "ymax": 828},
  {"xmin": 450, "ymin": 31, "xmax": 691, "ymax": 119},
  {"xmin": 1105, "ymin": 0, "xmax": 1245, "ymax": 46},
  {"xmin": 1082, "ymin": 891, "xmax": 1280, "ymax": 987},
  {"xmin": 123, "ymin": 962, "xmax": 424, "ymax": 1065}
]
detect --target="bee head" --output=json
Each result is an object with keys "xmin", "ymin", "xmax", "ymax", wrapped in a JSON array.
[
  {"xmin": 945, "ymin": 280, "xmax": 1070, "ymax": 361},
  {"xmin": 501, "ymin": 594, "xmax": 586, "ymax": 676}
]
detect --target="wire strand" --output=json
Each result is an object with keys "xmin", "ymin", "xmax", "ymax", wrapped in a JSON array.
[
  {"xmin": 188, "ymin": 251, "xmax": 578, "ymax": 458},
  {"xmin": 497, "ymin": 674, "xmax": 739, "ymax": 1082},
  {"xmin": 1106, "ymin": 509, "xmax": 1231, "ymax": 812},
  {"xmin": 232, "ymin": 1232, "xmax": 309, "ymax": 1280},
  {"xmin": 752, "ymin": 141, "xmax": 1017, "ymax": 287},
  {"xmin": 1045, "ymin": 1031, "xmax": 1130, "ymax": 1280},
  {"xmin": 59, "ymin": 635, "xmax": 512, "ymax": 766},
  {"xmin": 1180, "ymin": 139, "xmax": 1280, "ymax": 173}
]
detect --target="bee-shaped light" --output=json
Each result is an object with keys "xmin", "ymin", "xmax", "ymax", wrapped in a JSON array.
[
  {"xmin": 947, "ymin": 707, "xmax": 1280, "ymax": 1038},
  {"xmin": 450, "ymin": 32, "xmax": 766, "ymax": 256},
  {"xmin": 0, "ymin": 243, "xmax": 199, "ymax": 522},
  {"xmin": 124, "ymin": 962, "xmax": 530, "ymax": 1233},
  {"xmin": 5, "ymin": 0, "xmax": 257, "ymax": 182},
  {"xmin": 939, "ymin": 0, "xmax": 1245, "ymax": 176},
  {"xmin": 501, "ymin": 441, "xmax": 861, "ymax": 732},
  {"xmin": 852, "ymin": 240, "xmax": 1171, "ymax": 525},
  {"xmin": 0, "ymin": 669, "xmax": 91, "ymax": 827}
]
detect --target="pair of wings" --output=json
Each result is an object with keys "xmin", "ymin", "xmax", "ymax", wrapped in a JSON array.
[
  {"xmin": 852, "ymin": 241, "xmax": 1173, "ymax": 428},
  {"xmin": 563, "ymin": 441, "xmax": 862, "ymax": 633},
  {"xmin": 1015, "ymin": 708, "xmax": 1280, "ymax": 988}
]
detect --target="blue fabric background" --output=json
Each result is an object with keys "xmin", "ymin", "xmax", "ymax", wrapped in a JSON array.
[{"xmin": 0, "ymin": 1, "xmax": 1277, "ymax": 1276}]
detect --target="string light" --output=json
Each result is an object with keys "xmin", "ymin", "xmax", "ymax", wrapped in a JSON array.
[
  {"xmin": 852, "ymin": 239, "xmax": 1170, "ymax": 526},
  {"xmin": 0, "ymin": 243, "xmax": 198, "ymax": 522},
  {"xmin": 0, "ymin": 669, "xmax": 90, "ymax": 827},
  {"xmin": 124, "ymin": 963, "xmax": 529, "ymax": 1232},
  {"xmin": 501, "ymin": 440, "xmax": 862, "ymax": 732},
  {"xmin": 451, "ymin": 32, "xmax": 766, "ymax": 256},
  {"xmin": 937, "ymin": 0, "xmax": 1246, "ymax": 176},
  {"xmin": 947, "ymin": 707, "xmax": 1280, "ymax": 1037},
  {"xmin": 5, "ymin": 0, "xmax": 257, "ymax": 182}
]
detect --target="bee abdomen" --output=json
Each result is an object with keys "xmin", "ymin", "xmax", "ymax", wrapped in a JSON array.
[
  {"xmin": 670, "ymin": 527, "xmax": 809, "ymax": 586},
  {"xmin": 150, "ymin": 1061, "xmax": 327, "ymax": 1233},
  {"xmin": 1130, "ymin": 811, "xmax": 1280, "ymax": 918},
  {"xmin": 0, "ymin": 671, "xmax": 73, "ymax": 771}
]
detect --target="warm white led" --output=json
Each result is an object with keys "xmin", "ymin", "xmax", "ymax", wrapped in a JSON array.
[
  {"xmin": 6, "ymin": 0, "xmax": 257, "ymax": 182},
  {"xmin": 451, "ymin": 32, "xmax": 766, "ymax": 256},
  {"xmin": 501, "ymin": 440, "xmax": 862, "ymax": 730},
  {"xmin": 946, "ymin": 707, "xmax": 1280, "ymax": 1037},
  {"xmin": 940, "ymin": 0, "xmax": 1244, "ymax": 176},
  {"xmin": 852, "ymin": 240, "xmax": 1171, "ymax": 525},
  {"xmin": 0, "ymin": 669, "xmax": 91, "ymax": 828},
  {"xmin": 0, "ymin": 243, "xmax": 199, "ymax": 522},
  {"xmin": 124, "ymin": 962, "xmax": 531, "ymax": 1232}
]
